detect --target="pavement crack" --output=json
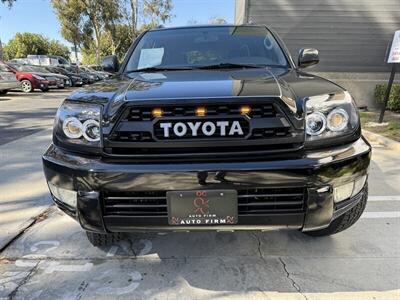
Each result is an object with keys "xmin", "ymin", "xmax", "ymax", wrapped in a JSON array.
[
  {"xmin": 251, "ymin": 232, "xmax": 267, "ymax": 262},
  {"xmin": 127, "ymin": 237, "xmax": 137, "ymax": 257},
  {"xmin": 8, "ymin": 261, "xmax": 40, "ymax": 299},
  {"xmin": 0, "ymin": 207, "xmax": 53, "ymax": 254},
  {"xmin": 279, "ymin": 257, "xmax": 308, "ymax": 300}
]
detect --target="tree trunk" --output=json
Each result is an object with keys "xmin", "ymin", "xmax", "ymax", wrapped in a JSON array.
[
  {"xmin": 92, "ymin": 21, "xmax": 101, "ymax": 64},
  {"xmin": 111, "ymin": 38, "xmax": 116, "ymax": 55},
  {"xmin": 130, "ymin": 0, "xmax": 138, "ymax": 36},
  {"xmin": 74, "ymin": 42, "xmax": 79, "ymax": 64},
  {"xmin": 82, "ymin": 0, "xmax": 101, "ymax": 64}
]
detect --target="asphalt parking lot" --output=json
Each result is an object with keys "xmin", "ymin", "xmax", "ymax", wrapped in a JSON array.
[{"xmin": 0, "ymin": 89, "xmax": 399, "ymax": 300}]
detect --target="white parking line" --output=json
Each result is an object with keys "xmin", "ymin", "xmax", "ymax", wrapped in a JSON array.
[
  {"xmin": 361, "ymin": 212, "xmax": 400, "ymax": 219},
  {"xmin": 370, "ymin": 143, "xmax": 385, "ymax": 148},
  {"xmin": 368, "ymin": 196, "xmax": 400, "ymax": 201}
]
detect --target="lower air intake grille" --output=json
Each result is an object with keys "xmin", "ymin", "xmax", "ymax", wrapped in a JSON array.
[{"xmin": 103, "ymin": 187, "xmax": 306, "ymax": 217}]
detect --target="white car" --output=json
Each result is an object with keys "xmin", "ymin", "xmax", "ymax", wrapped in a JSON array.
[{"xmin": 0, "ymin": 62, "xmax": 20, "ymax": 95}]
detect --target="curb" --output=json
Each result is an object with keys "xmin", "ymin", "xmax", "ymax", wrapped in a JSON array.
[{"xmin": 362, "ymin": 130, "xmax": 400, "ymax": 152}]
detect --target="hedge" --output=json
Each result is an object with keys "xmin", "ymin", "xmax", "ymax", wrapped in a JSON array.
[{"xmin": 374, "ymin": 83, "xmax": 400, "ymax": 111}]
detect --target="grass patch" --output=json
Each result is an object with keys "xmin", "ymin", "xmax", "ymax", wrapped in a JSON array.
[{"xmin": 360, "ymin": 111, "xmax": 400, "ymax": 142}]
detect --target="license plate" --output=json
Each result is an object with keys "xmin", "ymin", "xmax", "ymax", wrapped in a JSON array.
[{"xmin": 167, "ymin": 190, "xmax": 238, "ymax": 225}]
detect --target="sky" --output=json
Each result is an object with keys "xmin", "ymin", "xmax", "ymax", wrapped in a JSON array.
[{"xmin": 0, "ymin": 0, "xmax": 235, "ymax": 46}]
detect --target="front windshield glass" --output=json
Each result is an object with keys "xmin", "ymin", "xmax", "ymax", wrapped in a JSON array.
[
  {"xmin": 29, "ymin": 66, "xmax": 50, "ymax": 73},
  {"xmin": 13, "ymin": 65, "xmax": 35, "ymax": 72},
  {"xmin": 126, "ymin": 26, "xmax": 289, "ymax": 72}
]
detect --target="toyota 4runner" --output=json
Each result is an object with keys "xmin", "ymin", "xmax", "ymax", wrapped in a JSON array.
[{"xmin": 42, "ymin": 25, "xmax": 371, "ymax": 247}]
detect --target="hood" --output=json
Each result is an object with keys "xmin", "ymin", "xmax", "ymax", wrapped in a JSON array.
[
  {"xmin": 67, "ymin": 68, "xmax": 345, "ymax": 114},
  {"xmin": 50, "ymin": 73, "xmax": 69, "ymax": 80},
  {"xmin": 38, "ymin": 72, "xmax": 68, "ymax": 79}
]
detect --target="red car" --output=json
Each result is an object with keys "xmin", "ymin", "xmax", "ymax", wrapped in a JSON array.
[{"xmin": 1, "ymin": 61, "xmax": 49, "ymax": 93}]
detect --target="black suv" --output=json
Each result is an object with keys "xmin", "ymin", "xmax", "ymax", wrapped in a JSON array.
[{"xmin": 42, "ymin": 25, "xmax": 371, "ymax": 247}]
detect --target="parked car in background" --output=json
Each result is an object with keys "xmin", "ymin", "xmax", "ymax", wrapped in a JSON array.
[
  {"xmin": 25, "ymin": 55, "xmax": 70, "ymax": 67},
  {"xmin": 3, "ymin": 62, "xmax": 49, "ymax": 93},
  {"xmin": 81, "ymin": 66, "xmax": 110, "ymax": 80},
  {"xmin": 10, "ymin": 64, "xmax": 62, "ymax": 89},
  {"xmin": 87, "ymin": 65, "xmax": 103, "ymax": 71},
  {"xmin": 63, "ymin": 66, "xmax": 95, "ymax": 84},
  {"xmin": 88, "ymin": 65, "xmax": 113, "ymax": 78},
  {"xmin": 0, "ymin": 61, "xmax": 20, "ymax": 94},
  {"xmin": 26, "ymin": 65, "xmax": 70, "ymax": 88},
  {"xmin": 45, "ymin": 66, "xmax": 83, "ymax": 87},
  {"xmin": 79, "ymin": 66, "xmax": 102, "ymax": 81}
]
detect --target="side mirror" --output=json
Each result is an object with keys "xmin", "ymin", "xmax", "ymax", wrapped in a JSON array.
[
  {"xmin": 101, "ymin": 55, "xmax": 119, "ymax": 73},
  {"xmin": 298, "ymin": 48, "xmax": 319, "ymax": 69}
]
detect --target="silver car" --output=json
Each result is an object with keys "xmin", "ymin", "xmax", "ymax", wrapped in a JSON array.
[{"xmin": 0, "ymin": 62, "xmax": 20, "ymax": 95}]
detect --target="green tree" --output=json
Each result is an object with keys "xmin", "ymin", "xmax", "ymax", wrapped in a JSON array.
[
  {"xmin": 48, "ymin": 40, "xmax": 70, "ymax": 58},
  {"xmin": 121, "ymin": 0, "xmax": 173, "ymax": 38},
  {"xmin": 101, "ymin": 0, "xmax": 124, "ymax": 56},
  {"xmin": 3, "ymin": 33, "xmax": 49, "ymax": 59},
  {"xmin": 52, "ymin": 0, "xmax": 174, "ymax": 64},
  {"xmin": 112, "ymin": 24, "xmax": 134, "ymax": 59},
  {"xmin": 80, "ymin": 0, "xmax": 108, "ymax": 64},
  {"xmin": 81, "ymin": 24, "xmax": 132, "ymax": 63},
  {"xmin": 51, "ymin": 0, "xmax": 85, "ymax": 63},
  {"xmin": 142, "ymin": 0, "xmax": 173, "ymax": 27},
  {"xmin": 3, "ymin": 32, "xmax": 69, "ymax": 60}
]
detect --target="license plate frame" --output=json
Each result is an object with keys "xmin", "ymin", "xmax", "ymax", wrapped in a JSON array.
[{"xmin": 167, "ymin": 190, "xmax": 238, "ymax": 226}]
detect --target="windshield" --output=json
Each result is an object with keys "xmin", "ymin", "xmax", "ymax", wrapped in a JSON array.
[
  {"xmin": 13, "ymin": 65, "xmax": 47, "ymax": 73},
  {"xmin": 126, "ymin": 26, "xmax": 289, "ymax": 72},
  {"xmin": 13, "ymin": 65, "xmax": 34, "ymax": 72},
  {"xmin": 29, "ymin": 66, "xmax": 50, "ymax": 73}
]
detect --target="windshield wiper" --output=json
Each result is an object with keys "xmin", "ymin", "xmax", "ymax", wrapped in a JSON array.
[
  {"xmin": 127, "ymin": 66, "xmax": 194, "ymax": 73},
  {"xmin": 195, "ymin": 63, "xmax": 265, "ymax": 70}
]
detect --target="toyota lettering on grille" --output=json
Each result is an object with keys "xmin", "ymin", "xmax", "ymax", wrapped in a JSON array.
[{"xmin": 155, "ymin": 119, "xmax": 249, "ymax": 139}]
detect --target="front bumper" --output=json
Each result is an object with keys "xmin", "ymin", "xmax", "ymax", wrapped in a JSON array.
[
  {"xmin": 42, "ymin": 137, "xmax": 371, "ymax": 233},
  {"xmin": 71, "ymin": 78, "xmax": 83, "ymax": 86},
  {"xmin": 47, "ymin": 80, "xmax": 58, "ymax": 88}
]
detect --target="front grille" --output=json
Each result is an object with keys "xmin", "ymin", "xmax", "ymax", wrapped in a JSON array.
[
  {"xmin": 104, "ymin": 100, "xmax": 303, "ymax": 161},
  {"xmin": 126, "ymin": 104, "xmax": 276, "ymax": 121},
  {"xmin": 103, "ymin": 187, "xmax": 306, "ymax": 217}
]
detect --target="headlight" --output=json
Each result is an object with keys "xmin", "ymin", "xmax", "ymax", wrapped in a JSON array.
[
  {"xmin": 305, "ymin": 91, "xmax": 359, "ymax": 145},
  {"xmin": 54, "ymin": 101, "xmax": 102, "ymax": 149},
  {"xmin": 306, "ymin": 112, "xmax": 326, "ymax": 136},
  {"xmin": 32, "ymin": 74, "xmax": 45, "ymax": 80}
]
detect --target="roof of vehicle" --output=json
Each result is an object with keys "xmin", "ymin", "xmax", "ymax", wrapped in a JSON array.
[{"xmin": 148, "ymin": 24, "xmax": 265, "ymax": 32}]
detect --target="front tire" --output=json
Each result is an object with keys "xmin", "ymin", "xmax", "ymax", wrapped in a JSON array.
[
  {"xmin": 0, "ymin": 90, "xmax": 8, "ymax": 95},
  {"xmin": 21, "ymin": 80, "xmax": 33, "ymax": 93},
  {"xmin": 305, "ymin": 185, "xmax": 368, "ymax": 237},
  {"xmin": 86, "ymin": 231, "xmax": 123, "ymax": 247}
]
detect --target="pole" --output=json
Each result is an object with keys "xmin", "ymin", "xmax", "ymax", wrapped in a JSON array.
[{"xmin": 378, "ymin": 64, "xmax": 397, "ymax": 123}]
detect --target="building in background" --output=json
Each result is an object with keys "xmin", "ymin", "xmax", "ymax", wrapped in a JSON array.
[
  {"xmin": 235, "ymin": 0, "xmax": 400, "ymax": 107},
  {"xmin": 69, "ymin": 46, "xmax": 82, "ymax": 65}
]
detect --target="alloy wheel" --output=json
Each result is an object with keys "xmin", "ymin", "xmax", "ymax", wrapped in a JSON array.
[{"xmin": 21, "ymin": 80, "xmax": 33, "ymax": 93}]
